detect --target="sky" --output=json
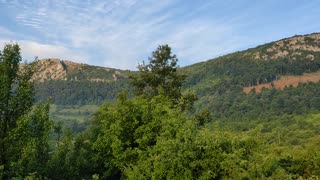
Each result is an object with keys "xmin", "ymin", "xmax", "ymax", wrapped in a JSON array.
[{"xmin": 0, "ymin": 0, "xmax": 319, "ymax": 70}]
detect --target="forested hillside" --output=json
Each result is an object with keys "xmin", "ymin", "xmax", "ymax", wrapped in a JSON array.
[
  {"xmin": 1, "ymin": 37, "xmax": 320, "ymax": 179},
  {"xmin": 182, "ymin": 33, "xmax": 320, "ymax": 89},
  {"xmin": 34, "ymin": 33, "xmax": 320, "ymax": 108},
  {"xmin": 32, "ymin": 59, "xmax": 132, "ymax": 105},
  {"xmin": 30, "ymin": 33, "xmax": 320, "ymax": 133},
  {"xmin": 181, "ymin": 33, "xmax": 320, "ymax": 116}
]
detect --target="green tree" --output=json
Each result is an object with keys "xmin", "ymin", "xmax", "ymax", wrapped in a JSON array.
[
  {"xmin": 0, "ymin": 43, "xmax": 52, "ymax": 178},
  {"xmin": 10, "ymin": 101, "xmax": 53, "ymax": 177},
  {"xmin": 130, "ymin": 44, "xmax": 186, "ymax": 102},
  {"xmin": 48, "ymin": 129, "xmax": 76, "ymax": 180},
  {"xmin": 0, "ymin": 43, "xmax": 34, "ymax": 178},
  {"xmin": 89, "ymin": 45, "xmax": 201, "ymax": 178}
]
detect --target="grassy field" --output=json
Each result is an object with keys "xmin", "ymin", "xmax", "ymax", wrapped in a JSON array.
[{"xmin": 50, "ymin": 104, "xmax": 99, "ymax": 132}]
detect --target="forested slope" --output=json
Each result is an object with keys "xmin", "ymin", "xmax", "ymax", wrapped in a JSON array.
[
  {"xmin": 2, "ymin": 37, "xmax": 320, "ymax": 179},
  {"xmin": 181, "ymin": 33, "xmax": 320, "ymax": 116},
  {"xmin": 33, "ymin": 33, "xmax": 320, "ymax": 110},
  {"xmin": 32, "ymin": 59, "xmax": 132, "ymax": 105},
  {"xmin": 31, "ymin": 33, "xmax": 320, "ymax": 133}
]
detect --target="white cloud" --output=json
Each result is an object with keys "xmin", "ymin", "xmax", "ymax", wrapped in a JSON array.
[
  {"xmin": 0, "ymin": 39, "xmax": 88, "ymax": 63},
  {"xmin": 0, "ymin": 26, "xmax": 14, "ymax": 36},
  {"xmin": 5, "ymin": 0, "xmax": 317, "ymax": 69},
  {"xmin": 1, "ymin": 0, "xmax": 246, "ymax": 69}
]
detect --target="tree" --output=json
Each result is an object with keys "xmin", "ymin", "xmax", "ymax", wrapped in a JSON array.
[
  {"xmin": 88, "ymin": 45, "xmax": 201, "ymax": 178},
  {"xmin": 92, "ymin": 91, "xmax": 189, "ymax": 178},
  {"xmin": 130, "ymin": 45, "xmax": 186, "ymax": 102},
  {"xmin": 0, "ymin": 43, "xmax": 34, "ymax": 178},
  {"xmin": 0, "ymin": 43, "xmax": 52, "ymax": 178},
  {"xmin": 10, "ymin": 101, "xmax": 53, "ymax": 177}
]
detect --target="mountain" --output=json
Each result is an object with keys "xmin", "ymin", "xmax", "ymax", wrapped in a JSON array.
[
  {"xmin": 179, "ymin": 33, "xmax": 320, "ymax": 97},
  {"xmin": 180, "ymin": 32, "xmax": 320, "ymax": 118},
  {"xmin": 33, "ymin": 58, "xmax": 130, "ymax": 82},
  {"xmin": 32, "ymin": 58, "xmax": 132, "ymax": 106},
  {"xmin": 30, "ymin": 59, "xmax": 134, "ymax": 130},
  {"xmin": 33, "ymin": 33, "xmax": 320, "ymax": 87},
  {"xmin": 32, "ymin": 33, "xmax": 320, "ymax": 105},
  {"xmin": 182, "ymin": 33, "xmax": 320, "ymax": 90},
  {"xmin": 31, "ymin": 33, "xmax": 320, "ymax": 126}
]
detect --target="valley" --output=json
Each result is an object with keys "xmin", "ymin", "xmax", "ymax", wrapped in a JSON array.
[
  {"xmin": 1, "ymin": 1, "xmax": 320, "ymax": 179},
  {"xmin": 2, "ymin": 33, "xmax": 320, "ymax": 179},
  {"xmin": 31, "ymin": 33, "xmax": 320, "ymax": 132}
]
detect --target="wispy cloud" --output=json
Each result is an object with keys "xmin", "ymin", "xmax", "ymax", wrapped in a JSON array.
[{"xmin": 0, "ymin": 0, "xmax": 319, "ymax": 69}]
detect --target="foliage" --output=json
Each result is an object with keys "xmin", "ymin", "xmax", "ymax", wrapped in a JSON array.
[
  {"xmin": 0, "ymin": 43, "xmax": 52, "ymax": 178},
  {"xmin": 130, "ymin": 44, "xmax": 186, "ymax": 102},
  {"xmin": 2, "ymin": 39, "xmax": 320, "ymax": 179},
  {"xmin": 205, "ymin": 82, "xmax": 320, "ymax": 120},
  {"xmin": 86, "ymin": 91, "xmax": 320, "ymax": 179},
  {"xmin": 0, "ymin": 43, "xmax": 34, "ymax": 178},
  {"xmin": 181, "ymin": 35, "xmax": 320, "ymax": 113},
  {"xmin": 49, "ymin": 104, "xmax": 99, "ymax": 133},
  {"xmin": 10, "ymin": 101, "xmax": 53, "ymax": 177},
  {"xmin": 35, "ymin": 79, "xmax": 131, "ymax": 105}
]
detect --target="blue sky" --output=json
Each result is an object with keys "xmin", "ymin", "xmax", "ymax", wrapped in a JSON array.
[{"xmin": 0, "ymin": 0, "xmax": 319, "ymax": 70}]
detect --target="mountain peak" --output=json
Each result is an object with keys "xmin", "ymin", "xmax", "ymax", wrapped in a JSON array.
[
  {"xmin": 34, "ymin": 58, "xmax": 67, "ymax": 81},
  {"xmin": 32, "ymin": 58, "xmax": 130, "ymax": 82},
  {"xmin": 248, "ymin": 33, "xmax": 320, "ymax": 61}
]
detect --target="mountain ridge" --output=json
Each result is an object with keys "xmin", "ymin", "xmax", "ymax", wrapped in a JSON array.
[
  {"xmin": 31, "ymin": 32, "xmax": 320, "ymax": 106},
  {"xmin": 31, "ymin": 32, "xmax": 320, "ymax": 83},
  {"xmin": 181, "ymin": 32, "xmax": 320, "ymax": 90},
  {"xmin": 31, "ymin": 58, "xmax": 130, "ymax": 82},
  {"xmin": 29, "ymin": 32, "xmax": 320, "ymax": 130}
]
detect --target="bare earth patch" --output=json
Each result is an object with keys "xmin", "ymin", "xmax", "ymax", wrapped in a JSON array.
[{"xmin": 243, "ymin": 71, "xmax": 320, "ymax": 93}]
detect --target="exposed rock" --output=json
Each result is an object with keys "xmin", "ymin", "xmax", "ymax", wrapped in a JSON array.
[
  {"xmin": 306, "ymin": 54, "xmax": 315, "ymax": 60},
  {"xmin": 27, "ymin": 58, "xmax": 129, "ymax": 82},
  {"xmin": 112, "ymin": 74, "xmax": 117, "ymax": 81},
  {"xmin": 251, "ymin": 33, "xmax": 320, "ymax": 61},
  {"xmin": 33, "ymin": 58, "xmax": 67, "ymax": 82}
]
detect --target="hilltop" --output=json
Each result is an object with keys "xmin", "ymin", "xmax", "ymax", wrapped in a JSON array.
[
  {"xmin": 33, "ymin": 33, "xmax": 320, "ymax": 105},
  {"xmin": 32, "ymin": 59, "xmax": 132, "ymax": 106},
  {"xmin": 32, "ymin": 33, "xmax": 320, "ymax": 116},
  {"xmin": 32, "ymin": 58, "xmax": 130, "ymax": 82},
  {"xmin": 24, "ymin": 33, "xmax": 320, "ymax": 147},
  {"xmin": 182, "ymin": 33, "xmax": 320, "ymax": 92}
]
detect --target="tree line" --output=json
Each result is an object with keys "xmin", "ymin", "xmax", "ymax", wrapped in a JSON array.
[{"xmin": 35, "ymin": 79, "xmax": 130, "ymax": 105}]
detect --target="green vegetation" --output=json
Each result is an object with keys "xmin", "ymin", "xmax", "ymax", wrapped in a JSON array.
[
  {"xmin": 56, "ymin": 43, "xmax": 320, "ymax": 179},
  {"xmin": 35, "ymin": 79, "xmax": 131, "ymax": 105},
  {"xmin": 50, "ymin": 104, "xmax": 99, "ymax": 133},
  {"xmin": 130, "ymin": 44, "xmax": 186, "ymax": 102},
  {"xmin": 0, "ymin": 43, "xmax": 52, "ymax": 178},
  {"xmin": 1, "ymin": 34, "xmax": 320, "ymax": 179},
  {"xmin": 181, "ymin": 34, "xmax": 320, "ymax": 115}
]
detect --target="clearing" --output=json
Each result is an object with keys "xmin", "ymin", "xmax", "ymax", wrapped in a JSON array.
[{"xmin": 243, "ymin": 71, "xmax": 320, "ymax": 93}]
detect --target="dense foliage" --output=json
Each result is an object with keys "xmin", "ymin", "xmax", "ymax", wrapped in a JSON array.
[
  {"xmin": 52, "ymin": 44, "xmax": 319, "ymax": 179},
  {"xmin": 35, "ymin": 79, "xmax": 130, "ymax": 105},
  {"xmin": 0, "ymin": 44, "xmax": 52, "ymax": 178},
  {"xmin": 1, "ymin": 40, "xmax": 320, "ymax": 179},
  {"xmin": 130, "ymin": 45, "xmax": 186, "ymax": 101},
  {"xmin": 208, "ymin": 82, "xmax": 320, "ymax": 120}
]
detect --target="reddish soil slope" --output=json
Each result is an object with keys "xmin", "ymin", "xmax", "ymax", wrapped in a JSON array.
[{"xmin": 243, "ymin": 71, "xmax": 320, "ymax": 93}]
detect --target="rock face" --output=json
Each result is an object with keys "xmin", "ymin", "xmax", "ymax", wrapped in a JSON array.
[
  {"xmin": 33, "ymin": 58, "xmax": 67, "ymax": 82},
  {"xmin": 30, "ymin": 58, "xmax": 129, "ymax": 82},
  {"xmin": 251, "ymin": 33, "xmax": 320, "ymax": 61}
]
